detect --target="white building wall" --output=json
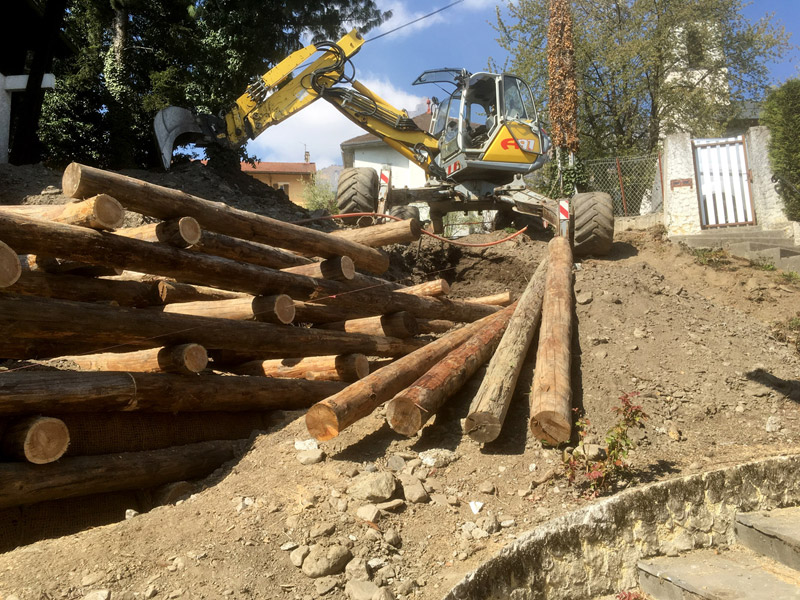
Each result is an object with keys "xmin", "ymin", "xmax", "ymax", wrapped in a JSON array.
[{"xmin": 351, "ymin": 145, "xmax": 427, "ymax": 189}]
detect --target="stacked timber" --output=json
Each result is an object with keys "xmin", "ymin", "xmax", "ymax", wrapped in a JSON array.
[{"xmin": 0, "ymin": 163, "xmax": 510, "ymax": 531}]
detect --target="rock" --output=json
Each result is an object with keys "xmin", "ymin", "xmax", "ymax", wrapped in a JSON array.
[
  {"xmin": 298, "ymin": 449, "xmax": 325, "ymax": 465},
  {"xmin": 633, "ymin": 328, "xmax": 647, "ymax": 339},
  {"xmin": 235, "ymin": 496, "xmax": 254, "ymax": 512},
  {"xmin": 395, "ymin": 580, "xmax": 416, "ymax": 595},
  {"xmin": 476, "ymin": 514, "xmax": 500, "ymax": 534},
  {"xmin": 532, "ymin": 467, "xmax": 556, "ymax": 486},
  {"xmin": 125, "ymin": 509, "xmax": 139, "ymax": 519},
  {"xmin": 81, "ymin": 573, "xmax": 104, "ymax": 587},
  {"xmin": 345, "ymin": 557, "xmax": 372, "ymax": 581},
  {"xmin": 575, "ymin": 291, "xmax": 593, "ymax": 305},
  {"xmin": 500, "ymin": 519, "xmax": 516, "ymax": 528},
  {"xmin": 373, "ymin": 565, "xmax": 395, "ymax": 586},
  {"xmin": 766, "ymin": 415, "xmax": 783, "ymax": 432},
  {"xmin": 386, "ymin": 455, "xmax": 406, "ymax": 471},
  {"xmin": 280, "ymin": 541, "xmax": 298, "ymax": 551},
  {"xmin": 477, "ymin": 480, "xmax": 495, "ymax": 494},
  {"xmin": 577, "ymin": 443, "xmax": 606, "ymax": 461},
  {"xmin": 419, "ymin": 449, "xmax": 457, "ymax": 468},
  {"xmin": 362, "ymin": 462, "xmax": 379, "ymax": 473},
  {"xmin": 400, "ymin": 479, "xmax": 429, "ymax": 504},
  {"xmin": 310, "ymin": 521, "xmax": 336, "ymax": 538},
  {"xmin": 471, "ymin": 528, "xmax": 489, "ymax": 540},
  {"xmin": 82, "ymin": 592, "xmax": 110, "ymax": 600},
  {"xmin": 290, "ymin": 545, "xmax": 310, "ymax": 567},
  {"xmin": 430, "ymin": 493, "xmax": 449, "ymax": 505},
  {"xmin": 372, "ymin": 588, "xmax": 395, "ymax": 600},
  {"xmin": 302, "ymin": 544, "xmax": 352, "ymax": 578},
  {"xmin": 348, "ymin": 472, "xmax": 397, "ymax": 502},
  {"xmin": 314, "ymin": 577, "xmax": 338, "ymax": 595},
  {"xmin": 345, "ymin": 580, "xmax": 380, "ymax": 600},
  {"xmin": 356, "ymin": 504, "xmax": 381, "ymax": 523},
  {"xmin": 376, "ymin": 499, "xmax": 405, "ymax": 512},
  {"xmin": 383, "ymin": 528, "xmax": 402, "ymax": 547},
  {"xmin": 667, "ymin": 423, "xmax": 682, "ymax": 441},
  {"xmin": 294, "ymin": 439, "xmax": 319, "ymax": 451},
  {"xmin": 144, "ymin": 587, "xmax": 158, "ymax": 599}
]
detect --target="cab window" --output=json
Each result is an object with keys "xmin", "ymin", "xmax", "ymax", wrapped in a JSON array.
[{"xmin": 503, "ymin": 77, "xmax": 528, "ymax": 120}]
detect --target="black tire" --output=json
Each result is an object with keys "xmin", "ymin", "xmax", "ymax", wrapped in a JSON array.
[
  {"xmin": 336, "ymin": 168, "xmax": 379, "ymax": 221},
  {"xmin": 388, "ymin": 205, "xmax": 420, "ymax": 221},
  {"xmin": 492, "ymin": 210, "xmax": 515, "ymax": 231},
  {"xmin": 571, "ymin": 191, "xmax": 614, "ymax": 256}
]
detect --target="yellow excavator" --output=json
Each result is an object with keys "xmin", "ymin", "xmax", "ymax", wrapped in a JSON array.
[{"xmin": 154, "ymin": 29, "xmax": 613, "ymax": 255}]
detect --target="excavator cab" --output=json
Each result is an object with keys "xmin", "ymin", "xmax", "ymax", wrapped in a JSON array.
[{"xmin": 415, "ymin": 69, "xmax": 550, "ymax": 185}]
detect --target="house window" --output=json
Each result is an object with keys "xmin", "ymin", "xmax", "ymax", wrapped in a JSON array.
[{"xmin": 274, "ymin": 183, "xmax": 290, "ymax": 194}]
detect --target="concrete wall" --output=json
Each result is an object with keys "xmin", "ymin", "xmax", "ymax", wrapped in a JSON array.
[
  {"xmin": 745, "ymin": 126, "xmax": 790, "ymax": 231},
  {"xmin": 352, "ymin": 145, "xmax": 427, "ymax": 189}
]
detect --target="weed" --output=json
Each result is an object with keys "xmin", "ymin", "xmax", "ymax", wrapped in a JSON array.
[
  {"xmin": 781, "ymin": 271, "xmax": 800, "ymax": 285},
  {"xmin": 690, "ymin": 247, "xmax": 731, "ymax": 269},
  {"xmin": 750, "ymin": 256, "xmax": 777, "ymax": 271},
  {"xmin": 564, "ymin": 392, "xmax": 648, "ymax": 497}
]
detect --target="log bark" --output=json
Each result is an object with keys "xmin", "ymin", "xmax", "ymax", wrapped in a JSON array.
[
  {"xmin": 1, "ymin": 269, "xmax": 161, "ymax": 307},
  {"xmin": 62, "ymin": 163, "xmax": 389, "ymax": 273},
  {"xmin": 61, "ymin": 344, "xmax": 208, "ymax": 374},
  {"xmin": 0, "ymin": 440, "xmax": 241, "ymax": 509},
  {"xmin": 330, "ymin": 218, "xmax": 421, "ymax": 247},
  {"xmin": 306, "ymin": 308, "xmax": 512, "ymax": 441},
  {"xmin": 281, "ymin": 256, "xmax": 355, "ymax": 282},
  {"xmin": 464, "ymin": 291, "xmax": 513, "ymax": 306},
  {"xmin": 317, "ymin": 311, "xmax": 419, "ymax": 339},
  {"xmin": 191, "ymin": 230, "xmax": 312, "ymax": 269},
  {"xmin": 158, "ymin": 295, "xmax": 295, "ymax": 324},
  {"xmin": 529, "ymin": 237, "xmax": 574, "ymax": 445},
  {"xmin": 463, "ymin": 258, "xmax": 549, "ymax": 443},
  {"xmin": 0, "ymin": 371, "xmax": 345, "ymax": 415},
  {"xmin": 157, "ymin": 280, "xmax": 247, "ymax": 304},
  {"xmin": 0, "ymin": 241, "xmax": 21, "ymax": 288},
  {"xmin": 115, "ymin": 217, "xmax": 201, "ymax": 248},
  {"xmin": 0, "ymin": 296, "xmax": 418, "ymax": 360},
  {"xmin": 398, "ymin": 279, "xmax": 450, "ymax": 297},
  {"xmin": 230, "ymin": 354, "xmax": 369, "ymax": 382},
  {"xmin": 0, "ymin": 416, "xmax": 70, "ymax": 464},
  {"xmin": 0, "ymin": 213, "xmax": 497, "ymax": 322},
  {"xmin": 0, "ymin": 195, "xmax": 124, "ymax": 230},
  {"xmin": 26, "ymin": 254, "xmax": 123, "ymax": 277},
  {"xmin": 417, "ymin": 319, "xmax": 457, "ymax": 334},
  {"xmin": 386, "ymin": 306, "xmax": 515, "ymax": 436}
]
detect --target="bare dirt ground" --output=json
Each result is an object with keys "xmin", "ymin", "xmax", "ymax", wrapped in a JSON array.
[{"xmin": 0, "ymin": 162, "xmax": 799, "ymax": 600}]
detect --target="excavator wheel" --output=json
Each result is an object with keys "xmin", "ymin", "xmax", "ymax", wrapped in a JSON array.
[
  {"xmin": 571, "ymin": 191, "xmax": 614, "ymax": 256},
  {"xmin": 336, "ymin": 167, "xmax": 379, "ymax": 223},
  {"xmin": 388, "ymin": 205, "xmax": 420, "ymax": 222}
]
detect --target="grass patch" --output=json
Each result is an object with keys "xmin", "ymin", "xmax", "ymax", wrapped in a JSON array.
[
  {"xmin": 750, "ymin": 256, "xmax": 777, "ymax": 271},
  {"xmin": 689, "ymin": 247, "xmax": 732, "ymax": 269},
  {"xmin": 780, "ymin": 271, "xmax": 800, "ymax": 285}
]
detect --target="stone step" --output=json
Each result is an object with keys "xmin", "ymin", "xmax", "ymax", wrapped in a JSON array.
[
  {"xmin": 728, "ymin": 241, "xmax": 800, "ymax": 254},
  {"xmin": 673, "ymin": 229, "xmax": 794, "ymax": 249},
  {"xmin": 778, "ymin": 256, "xmax": 800, "ymax": 274},
  {"xmin": 638, "ymin": 547, "xmax": 800, "ymax": 600},
  {"xmin": 736, "ymin": 507, "xmax": 800, "ymax": 572}
]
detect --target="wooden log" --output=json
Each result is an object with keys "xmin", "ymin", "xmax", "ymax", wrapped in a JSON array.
[
  {"xmin": 399, "ymin": 279, "xmax": 450, "ymax": 297},
  {"xmin": 1, "ymin": 269, "xmax": 161, "ymax": 307},
  {"xmin": 464, "ymin": 291, "xmax": 513, "ymax": 306},
  {"xmin": 158, "ymin": 294, "xmax": 295, "ymax": 324},
  {"xmin": 305, "ymin": 307, "xmax": 513, "ymax": 441},
  {"xmin": 386, "ymin": 305, "xmax": 516, "ymax": 436},
  {"xmin": 330, "ymin": 218, "xmax": 421, "ymax": 247},
  {"xmin": 0, "ymin": 195, "xmax": 124, "ymax": 230},
  {"xmin": 0, "ymin": 416, "xmax": 70, "ymax": 464},
  {"xmin": 157, "ymin": 280, "xmax": 247, "ymax": 304},
  {"xmin": 153, "ymin": 481, "xmax": 195, "ymax": 506},
  {"xmin": 294, "ymin": 301, "xmax": 369, "ymax": 324},
  {"xmin": 317, "ymin": 311, "xmax": 419, "ymax": 339},
  {"xmin": 62, "ymin": 162, "xmax": 390, "ymax": 274},
  {"xmin": 0, "ymin": 440, "xmax": 241, "ymax": 509},
  {"xmin": 0, "ymin": 213, "xmax": 497, "ymax": 322},
  {"xmin": 229, "ymin": 354, "xmax": 369, "ymax": 382},
  {"xmin": 115, "ymin": 217, "xmax": 201, "ymax": 248},
  {"xmin": 281, "ymin": 256, "xmax": 355, "ymax": 282},
  {"xmin": 417, "ymin": 319, "xmax": 457, "ymax": 334},
  {"xmin": 61, "ymin": 344, "xmax": 209, "ymax": 374},
  {"xmin": 26, "ymin": 254, "xmax": 123, "ymax": 277},
  {"xmin": 191, "ymin": 230, "xmax": 312, "ymax": 269},
  {"xmin": 0, "ymin": 296, "xmax": 419, "ymax": 360},
  {"xmin": 463, "ymin": 258, "xmax": 549, "ymax": 443},
  {"xmin": 529, "ymin": 237, "xmax": 574, "ymax": 445},
  {"xmin": 0, "ymin": 241, "xmax": 21, "ymax": 288},
  {"xmin": 60, "ymin": 411, "xmax": 275, "ymax": 456},
  {"xmin": 0, "ymin": 371, "xmax": 346, "ymax": 415}
]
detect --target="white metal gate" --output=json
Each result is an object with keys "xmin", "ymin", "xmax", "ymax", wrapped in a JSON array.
[{"xmin": 692, "ymin": 136, "xmax": 755, "ymax": 228}]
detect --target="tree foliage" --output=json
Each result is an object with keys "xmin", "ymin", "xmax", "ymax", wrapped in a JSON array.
[
  {"xmin": 497, "ymin": 0, "xmax": 791, "ymax": 158},
  {"xmin": 39, "ymin": 0, "xmax": 388, "ymax": 169},
  {"xmin": 761, "ymin": 79, "xmax": 800, "ymax": 221},
  {"xmin": 547, "ymin": 0, "xmax": 579, "ymax": 154}
]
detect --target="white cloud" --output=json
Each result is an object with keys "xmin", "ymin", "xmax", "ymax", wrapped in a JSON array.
[
  {"xmin": 245, "ymin": 78, "xmax": 427, "ymax": 169},
  {"xmin": 371, "ymin": 0, "xmax": 494, "ymax": 38}
]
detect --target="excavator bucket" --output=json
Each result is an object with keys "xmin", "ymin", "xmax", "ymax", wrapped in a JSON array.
[{"xmin": 154, "ymin": 106, "xmax": 205, "ymax": 170}]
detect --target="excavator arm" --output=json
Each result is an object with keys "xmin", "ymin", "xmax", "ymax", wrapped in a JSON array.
[{"xmin": 155, "ymin": 29, "xmax": 441, "ymax": 176}]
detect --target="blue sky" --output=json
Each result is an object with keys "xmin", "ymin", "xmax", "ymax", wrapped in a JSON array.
[{"xmin": 247, "ymin": 0, "xmax": 800, "ymax": 168}]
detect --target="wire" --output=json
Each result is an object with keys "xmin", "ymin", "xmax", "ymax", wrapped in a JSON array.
[{"xmin": 367, "ymin": 0, "xmax": 465, "ymax": 43}]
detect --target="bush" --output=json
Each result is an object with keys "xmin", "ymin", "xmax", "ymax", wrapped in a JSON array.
[
  {"xmin": 762, "ymin": 79, "xmax": 800, "ymax": 221},
  {"xmin": 302, "ymin": 175, "xmax": 337, "ymax": 214}
]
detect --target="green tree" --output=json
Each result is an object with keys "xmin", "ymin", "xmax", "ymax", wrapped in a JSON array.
[
  {"xmin": 497, "ymin": 0, "xmax": 791, "ymax": 158},
  {"xmin": 761, "ymin": 79, "xmax": 800, "ymax": 221},
  {"xmin": 302, "ymin": 175, "xmax": 337, "ymax": 213}
]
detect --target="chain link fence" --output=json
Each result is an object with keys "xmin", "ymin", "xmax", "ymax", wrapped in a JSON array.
[{"xmin": 584, "ymin": 154, "xmax": 663, "ymax": 217}]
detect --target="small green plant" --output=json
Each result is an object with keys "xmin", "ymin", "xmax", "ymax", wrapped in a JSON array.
[
  {"xmin": 751, "ymin": 257, "xmax": 777, "ymax": 271},
  {"xmin": 780, "ymin": 271, "xmax": 800, "ymax": 285},
  {"xmin": 690, "ymin": 247, "xmax": 731, "ymax": 269},
  {"xmin": 302, "ymin": 175, "xmax": 337, "ymax": 214},
  {"xmin": 564, "ymin": 392, "xmax": 648, "ymax": 497}
]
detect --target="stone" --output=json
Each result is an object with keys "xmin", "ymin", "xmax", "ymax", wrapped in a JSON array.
[
  {"xmin": 577, "ymin": 444, "xmax": 606, "ymax": 462},
  {"xmin": 314, "ymin": 577, "xmax": 338, "ymax": 595},
  {"xmin": 576, "ymin": 291, "xmax": 593, "ymax": 305},
  {"xmin": 419, "ymin": 449, "xmax": 457, "ymax": 468},
  {"xmin": 395, "ymin": 580, "xmax": 416, "ymax": 595},
  {"xmin": 400, "ymin": 479, "xmax": 429, "ymax": 504},
  {"xmin": 356, "ymin": 504, "xmax": 381, "ymax": 522},
  {"xmin": 633, "ymin": 328, "xmax": 647, "ymax": 339},
  {"xmin": 310, "ymin": 521, "xmax": 336, "ymax": 538},
  {"xmin": 372, "ymin": 588, "xmax": 395, "ymax": 600},
  {"xmin": 476, "ymin": 514, "xmax": 501, "ymax": 534},
  {"xmin": 298, "ymin": 449, "xmax": 325, "ymax": 465},
  {"xmin": 290, "ymin": 545, "xmax": 310, "ymax": 568},
  {"xmin": 500, "ymin": 519, "xmax": 516, "ymax": 528},
  {"xmin": 82, "ymin": 592, "xmax": 110, "ymax": 600},
  {"xmin": 471, "ymin": 528, "xmax": 489, "ymax": 540},
  {"xmin": 766, "ymin": 416, "xmax": 783, "ymax": 433},
  {"xmin": 477, "ymin": 480, "xmax": 495, "ymax": 494},
  {"xmin": 383, "ymin": 528, "xmax": 402, "ymax": 547},
  {"xmin": 144, "ymin": 587, "xmax": 158, "ymax": 599},
  {"xmin": 280, "ymin": 541, "xmax": 299, "ymax": 551},
  {"xmin": 386, "ymin": 455, "xmax": 406, "ymax": 471},
  {"xmin": 373, "ymin": 565, "xmax": 395, "ymax": 586},
  {"xmin": 430, "ymin": 493, "xmax": 449, "ymax": 505},
  {"xmin": 294, "ymin": 439, "xmax": 319, "ymax": 451},
  {"xmin": 125, "ymin": 509, "xmax": 139, "ymax": 519},
  {"xmin": 376, "ymin": 499, "xmax": 405, "ymax": 512},
  {"xmin": 348, "ymin": 472, "xmax": 397, "ymax": 502},
  {"xmin": 345, "ymin": 580, "xmax": 380, "ymax": 600},
  {"xmin": 81, "ymin": 573, "xmax": 104, "ymax": 587},
  {"xmin": 302, "ymin": 544, "xmax": 352, "ymax": 578},
  {"xmin": 346, "ymin": 557, "xmax": 371, "ymax": 581}
]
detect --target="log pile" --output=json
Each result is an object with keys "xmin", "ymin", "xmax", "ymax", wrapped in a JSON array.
[{"xmin": 0, "ymin": 163, "xmax": 512, "ymax": 523}]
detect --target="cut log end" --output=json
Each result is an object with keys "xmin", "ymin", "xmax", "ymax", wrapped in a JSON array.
[
  {"xmin": 385, "ymin": 396, "xmax": 423, "ymax": 437},
  {"xmin": 7, "ymin": 417, "xmax": 71, "ymax": 464},
  {"xmin": 176, "ymin": 217, "xmax": 202, "ymax": 245},
  {"xmin": 159, "ymin": 343, "xmax": 208, "ymax": 374},
  {"xmin": 91, "ymin": 194, "xmax": 126, "ymax": 229},
  {"xmin": 323, "ymin": 256, "xmax": 356, "ymax": 281},
  {"xmin": 344, "ymin": 354, "xmax": 370, "ymax": 380},
  {"xmin": 529, "ymin": 412, "xmax": 571, "ymax": 446},
  {"xmin": 305, "ymin": 403, "xmax": 340, "ymax": 441},
  {"xmin": 254, "ymin": 294, "xmax": 296, "ymax": 324},
  {"xmin": 62, "ymin": 162, "xmax": 83, "ymax": 198},
  {"xmin": 0, "ymin": 241, "xmax": 21, "ymax": 287},
  {"xmin": 463, "ymin": 411, "xmax": 503, "ymax": 443}
]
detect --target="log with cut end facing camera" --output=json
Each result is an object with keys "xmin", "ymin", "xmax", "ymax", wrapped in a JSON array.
[
  {"xmin": 229, "ymin": 354, "xmax": 369, "ymax": 382},
  {"xmin": 0, "ymin": 194, "xmax": 124, "ymax": 230},
  {"xmin": 61, "ymin": 344, "xmax": 208, "ymax": 375},
  {"xmin": 0, "ymin": 416, "xmax": 70, "ymax": 464}
]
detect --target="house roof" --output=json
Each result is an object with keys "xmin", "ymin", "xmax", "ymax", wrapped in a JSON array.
[
  {"xmin": 242, "ymin": 161, "xmax": 316, "ymax": 175},
  {"xmin": 340, "ymin": 113, "xmax": 433, "ymax": 147}
]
